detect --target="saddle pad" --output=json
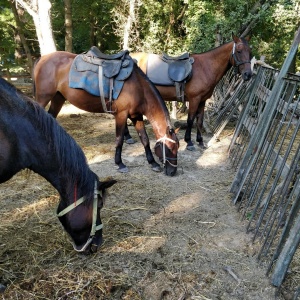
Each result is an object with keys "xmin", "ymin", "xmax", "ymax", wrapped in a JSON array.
[
  {"xmin": 69, "ymin": 55, "xmax": 126, "ymax": 99},
  {"xmin": 146, "ymin": 54, "xmax": 174, "ymax": 86}
]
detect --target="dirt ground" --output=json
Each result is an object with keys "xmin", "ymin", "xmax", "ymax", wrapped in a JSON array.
[{"xmin": 0, "ymin": 104, "xmax": 285, "ymax": 299}]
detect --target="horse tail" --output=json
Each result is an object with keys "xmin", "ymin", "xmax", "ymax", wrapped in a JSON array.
[{"xmin": 32, "ymin": 57, "xmax": 41, "ymax": 99}]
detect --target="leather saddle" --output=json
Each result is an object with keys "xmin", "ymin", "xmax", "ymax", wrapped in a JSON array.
[
  {"xmin": 83, "ymin": 46, "xmax": 131, "ymax": 79},
  {"xmin": 69, "ymin": 46, "xmax": 134, "ymax": 112},
  {"xmin": 161, "ymin": 52, "xmax": 194, "ymax": 83}
]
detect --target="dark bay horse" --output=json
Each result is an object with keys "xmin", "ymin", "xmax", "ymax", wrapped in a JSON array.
[
  {"xmin": 33, "ymin": 51, "xmax": 179, "ymax": 176},
  {"xmin": 131, "ymin": 33, "xmax": 253, "ymax": 150},
  {"xmin": 0, "ymin": 77, "xmax": 116, "ymax": 253}
]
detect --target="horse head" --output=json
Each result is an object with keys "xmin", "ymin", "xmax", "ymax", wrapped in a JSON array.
[
  {"xmin": 57, "ymin": 178, "xmax": 117, "ymax": 253},
  {"xmin": 154, "ymin": 127, "xmax": 180, "ymax": 176},
  {"xmin": 231, "ymin": 33, "xmax": 252, "ymax": 81}
]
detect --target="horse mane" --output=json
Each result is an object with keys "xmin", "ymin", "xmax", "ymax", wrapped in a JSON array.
[
  {"xmin": 194, "ymin": 36, "xmax": 250, "ymax": 56},
  {"xmin": 194, "ymin": 40, "xmax": 233, "ymax": 56},
  {"xmin": 134, "ymin": 63, "xmax": 173, "ymax": 128},
  {"xmin": 0, "ymin": 77, "xmax": 96, "ymax": 200}
]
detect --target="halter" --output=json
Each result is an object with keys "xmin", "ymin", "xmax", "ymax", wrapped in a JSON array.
[
  {"xmin": 231, "ymin": 42, "xmax": 251, "ymax": 74},
  {"xmin": 156, "ymin": 134, "xmax": 178, "ymax": 168},
  {"xmin": 57, "ymin": 180, "xmax": 103, "ymax": 252}
]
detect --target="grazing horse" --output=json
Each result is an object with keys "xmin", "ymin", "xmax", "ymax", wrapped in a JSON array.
[
  {"xmin": 0, "ymin": 77, "xmax": 116, "ymax": 253},
  {"xmin": 131, "ymin": 33, "xmax": 252, "ymax": 150},
  {"xmin": 33, "ymin": 51, "xmax": 179, "ymax": 176}
]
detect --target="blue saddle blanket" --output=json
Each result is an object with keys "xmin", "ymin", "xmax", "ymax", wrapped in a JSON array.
[{"xmin": 69, "ymin": 54, "xmax": 133, "ymax": 99}]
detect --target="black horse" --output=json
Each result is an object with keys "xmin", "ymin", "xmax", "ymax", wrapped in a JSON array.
[{"xmin": 0, "ymin": 77, "xmax": 116, "ymax": 253}]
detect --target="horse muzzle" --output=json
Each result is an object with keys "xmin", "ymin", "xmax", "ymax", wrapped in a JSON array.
[
  {"xmin": 165, "ymin": 161, "xmax": 177, "ymax": 176},
  {"xmin": 73, "ymin": 233, "xmax": 103, "ymax": 254},
  {"xmin": 242, "ymin": 70, "xmax": 252, "ymax": 81}
]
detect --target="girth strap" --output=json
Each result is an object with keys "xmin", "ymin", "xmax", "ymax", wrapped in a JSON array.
[{"xmin": 98, "ymin": 66, "xmax": 108, "ymax": 113}]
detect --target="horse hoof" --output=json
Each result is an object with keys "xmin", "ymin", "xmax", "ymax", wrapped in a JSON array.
[
  {"xmin": 152, "ymin": 165, "xmax": 161, "ymax": 172},
  {"xmin": 118, "ymin": 166, "xmax": 129, "ymax": 173},
  {"xmin": 198, "ymin": 144, "xmax": 207, "ymax": 150},
  {"xmin": 0, "ymin": 284, "xmax": 6, "ymax": 293},
  {"xmin": 125, "ymin": 138, "xmax": 136, "ymax": 144},
  {"xmin": 186, "ymin": 145, "xmax": 196, "ymax": 151}
]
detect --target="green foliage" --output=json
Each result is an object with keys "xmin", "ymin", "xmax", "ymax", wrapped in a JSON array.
[
  {"xmin": 253, "ymin": 0, "xmax": 299, "ymax": 69},
  {"xmin": 0, "ymin": 0, "xmax": 299, "ymax": 71},
  {"xmin": 52, "ymin": 0, "xmax": 119, "ymax": 53},
  {"xmin": 0, "ymin": 4, "xmax": 16, "ymax": 71}
]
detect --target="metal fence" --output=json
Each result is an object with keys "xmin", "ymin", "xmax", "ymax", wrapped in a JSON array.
[{"xmin": 208, "ymin": 31, "xmax": 300, "ymax": 297}]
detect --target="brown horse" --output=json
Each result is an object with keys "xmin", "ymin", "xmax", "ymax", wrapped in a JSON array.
[
  {"xmin": 131, "ymin": 33, "xmax": 252, "ymax": 151},
  {"xmin": 33, "ymin": 51, "xmax": 179, "ymax": 176}
]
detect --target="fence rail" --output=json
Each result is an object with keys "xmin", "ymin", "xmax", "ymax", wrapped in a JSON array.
[{"xmin": 209, "ymin": 42, "xmax": 300, "ymax": 296}]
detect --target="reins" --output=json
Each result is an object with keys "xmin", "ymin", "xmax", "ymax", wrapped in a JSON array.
[
  {"xmin": 156, "ymin": 134, "xmax": 178, "ymax": 168},
  {"xmin": 57, "ymin": 180, "xmax": 103, "ymax": 252}
]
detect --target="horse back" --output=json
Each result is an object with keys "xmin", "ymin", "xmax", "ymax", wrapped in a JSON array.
[
  {"xmin": 34, "ymin": 51, "xmax": 76, "ymax": 86},
  {"xmin": 130, "ymin": 53, "xmax": 148, "ymax": 73}
]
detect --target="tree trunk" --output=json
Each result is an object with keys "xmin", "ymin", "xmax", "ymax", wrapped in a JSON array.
[
  {"xmin": 15, "ymin": 0, "xmax": 56, "ymax": 55},
  {"xmin": 10, "ymin": 1, "xmax": 34, "ymax": 76},
  {"xmin": 238, "ymin": 0, "xmax": 276, "ymax": 37},
  {"xmin": 123, "ymin": 0, "xmax": 135, "ymax": 50},
  {"xmin": 64, "ymin": 0, "xmax": 73, "ymax": 53}
]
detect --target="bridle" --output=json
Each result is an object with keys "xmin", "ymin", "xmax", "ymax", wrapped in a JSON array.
[
  {"xmin": 155, "ymin": 134, "xmax": 178, "ymax": 168},
  {"xmin": 57, "ymin": 180, "xmax": 103, "ymax": 252},
  {"xmin": 230, "ymin": 42, "xmax": 251, "ymax": 74}
]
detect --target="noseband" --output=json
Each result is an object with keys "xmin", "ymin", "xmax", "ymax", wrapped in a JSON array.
[
  {"xmin": 156, "ymin": 134, "xmax": 178, "ymax": 168},
  {"xmin": 231, "ymin": 42, "xmax": 251, "ymax": 74},
  {"xmin": 57, "ymin": 180, "xmax": 103, "ymax": 252}
]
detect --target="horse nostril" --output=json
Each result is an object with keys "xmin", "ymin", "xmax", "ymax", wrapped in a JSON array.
[
  {"xmin": 90, "ymin": 243, "xmax": 99, "ymax": 253},
  {"xmin": 243, "ymin": 72, "xmax": 252, "ymax": 81}
]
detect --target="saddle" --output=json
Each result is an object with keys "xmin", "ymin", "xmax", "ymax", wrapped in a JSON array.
[
  {"xmin": 147, "ymin": 52, "xmax": 194, "ymax": 102},
  {"xmin": 161, "ymin": 52, "xmax": 194, "ymax": 83},
  {"xmin": 69, "ymin": 46, "xmax": 134, "ymax": 113}
]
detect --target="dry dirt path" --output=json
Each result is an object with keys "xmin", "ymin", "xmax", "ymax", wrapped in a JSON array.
[{"xmin": 0, "ymin": 106, "xmax": 281, "ymax": 299}]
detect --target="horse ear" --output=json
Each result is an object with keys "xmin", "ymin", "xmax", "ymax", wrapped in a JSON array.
[
  {"xmin": 175, "ymin": 127, "xmax": 180, "ymax": 134},
  {"xmin": 245, "ymin": 35, "xmax": 251, "ymax": 41},
  {"xmin": 232, "ymin": 32, "xmax": 239, "ymax": 43}
]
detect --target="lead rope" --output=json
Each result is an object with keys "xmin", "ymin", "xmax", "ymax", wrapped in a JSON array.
[{"xmin": 156, "ymin": 134, "xmax": 178, "ymax": 168}]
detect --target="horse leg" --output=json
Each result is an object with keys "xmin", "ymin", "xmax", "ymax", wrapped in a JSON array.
[
  {"xmin": 47, "ymin": 93, "xmax": 66, "ymax": 118},
  {"xmin": 115, "ymin": 113, "xmax": 129, "ymax": 173},
  {"xmin": 131, "ymin": 117, "xmax": 161, "ymax": 172},
  {"xmin": 184, "ymin": 112, "xmax": 197, "ymax": 151},
  {"xmin": 124, "ymin": 123, "xmax": 136, "ymax": 144},
  {"xmin": 196, "ymin": 102, "xmax": 207, "ymax": 149}
]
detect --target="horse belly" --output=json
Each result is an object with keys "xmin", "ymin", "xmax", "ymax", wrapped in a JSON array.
[{"xmin": 156, "ymin": 85, "xmax": 179, "ymax": 102}]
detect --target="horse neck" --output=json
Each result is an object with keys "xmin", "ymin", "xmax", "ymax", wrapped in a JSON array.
[
  {"xmin": 143, "ymin": 90, "xmax": 171, "ymax": 139},
  {"xmin": 34, "ymin": 163, "xmax": 94, "ymax": 204},
  {"xmin": 147, "ymin": 110, "xmax": 172, "ymax": 140},
  {"xmin": 137, "ymin": 68, "xmax": 172, "ymax": 139},
  {"xmin": 25, "ymin": 134, "xmax": 95, "ymax": 203},
  {"xmin": 197, "ymin": 41, "xmax": 234, "ymax": 81}
]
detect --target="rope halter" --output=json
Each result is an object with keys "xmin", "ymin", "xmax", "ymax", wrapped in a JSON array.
[
  {"xmin": 156, "ymin": 134, "xmax": 178, "ymax": 168},
  {"xmin": 57, "ymin": 180, "xmax": 103, "ymax": 252}
]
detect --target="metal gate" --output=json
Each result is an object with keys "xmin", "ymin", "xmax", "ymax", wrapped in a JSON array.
[{"xmin": 209, "ymin": 28, "xmax": 300, "ymax": 297}]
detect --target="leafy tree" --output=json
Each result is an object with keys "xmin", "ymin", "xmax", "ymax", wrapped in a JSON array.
[
  {"xmin": 0, "ymin": 1, "xmax": 17, "ymax": 75},
  {"xmin": 16, "ymin": 0, "xmax": 56, "ymax": 55},
  {"xmin": 0, "ymin": 0, "xmax": 299, "ymax": 73}
]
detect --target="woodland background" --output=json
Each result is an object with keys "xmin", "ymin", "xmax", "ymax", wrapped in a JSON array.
[{"xmin": 0, "ymin": 0, "xmax": 299, "ymax": 78}]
